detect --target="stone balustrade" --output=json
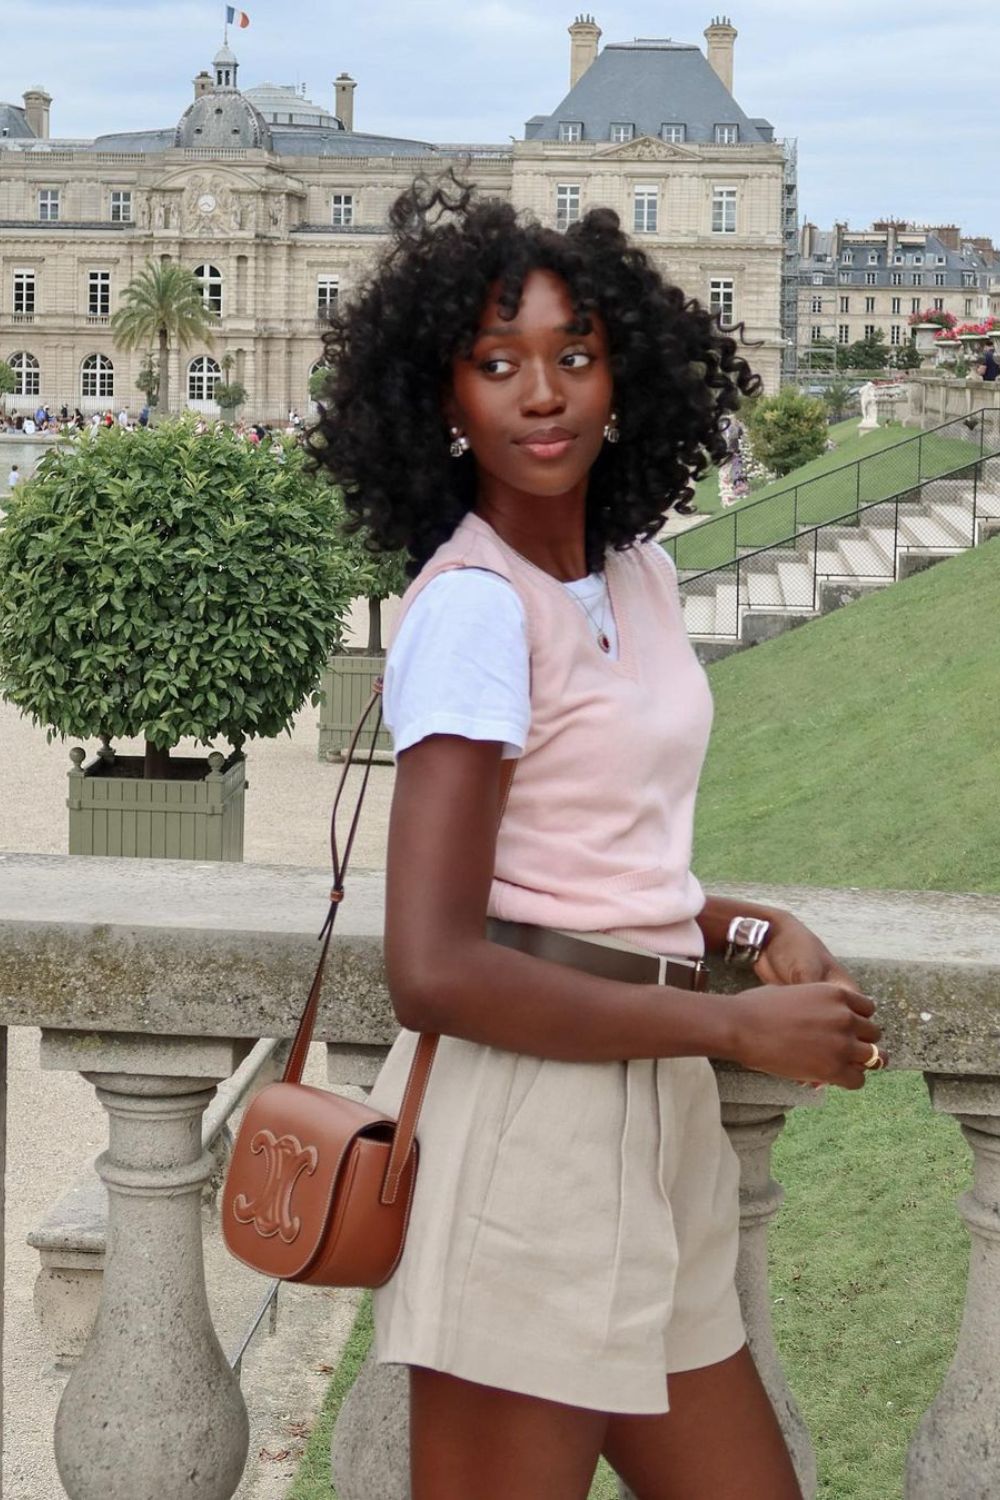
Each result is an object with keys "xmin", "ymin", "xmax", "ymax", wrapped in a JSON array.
[
  {"xmin": 1, "ymin": 854, "xmax": 999, "ymax": 1498},
  {"xmin": 907, "ymin": 372, "xmax": 1000, "ymax": 429}
]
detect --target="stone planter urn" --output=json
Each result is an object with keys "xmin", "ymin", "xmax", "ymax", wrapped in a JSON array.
[
  {"xmin": 912, "ymin": 323, "xmax": 949, "ymax": 357},
  {"xmin": 67, "ymin": 740, "xmax": 248, "ymax": 861},
  {"xmin": 317, "ymin": 652, "xmax": 392, "ymax": 761}
]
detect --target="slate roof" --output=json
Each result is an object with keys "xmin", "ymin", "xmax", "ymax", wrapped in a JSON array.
[
  {"xmin": 525, "ymin": 39, "xmax": 773, "ymax": 144},
  {"xmin": 0, "ymin": 102, "xmax": 36, "ymax": 139},
  {"xmin": 801, "ymin": 227, "xmax": 994, "ymax": 288}
]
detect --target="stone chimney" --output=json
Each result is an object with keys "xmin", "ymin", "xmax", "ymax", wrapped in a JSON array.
[
  {"xmin": 193, "ymin": 71, "xmax": 214, "ymax": 99},
  {"xmin": 23, "ymin": 86, "xmax": 52, "ymax": 140},
  {"xmin": 931, "ymin": 224, "xmax": 961, "ymax": 252},
  {"xmin": 335, "ymin": 74, "xmax": 356, "ymax": 132},
  {"xmin": 568, "ymin": 14, "xmax": 601, "ymax": 90},
  {"xmin": 704, "ymin": 15, "xmax": 737, "ymax": 94}
]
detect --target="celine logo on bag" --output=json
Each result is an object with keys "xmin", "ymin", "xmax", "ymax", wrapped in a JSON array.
[{"xmin": 231, "ymin": 1129, "xmax": 319, "ymax": 1243}]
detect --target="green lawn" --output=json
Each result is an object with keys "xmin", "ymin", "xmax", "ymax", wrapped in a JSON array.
[
  {"xmin": 670, "ymin": 421, "xmax": 981, "ymax": 573},
  {"xmin": 694, "ymin": 535, "xmax": 1000, "ymax": 892},
  {"xmin": 288, "ymin": 541, "xmax": 997, "ymax": 1500}
]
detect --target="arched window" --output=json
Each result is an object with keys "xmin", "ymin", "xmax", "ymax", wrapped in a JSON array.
[
  {"xmin": 188, "ymin": 355, "xmax": 221, "ymax": 403},
  {"xmin": 9, "ymin": 351, "xmax": 40, "ymax": 396},
  {"xmin": 81, "ymin": 353, "xmax": 114, "ymax": 400},
  {"xmin": 194, "ymin": 263, "xmax": 223, "ymax": 316}
]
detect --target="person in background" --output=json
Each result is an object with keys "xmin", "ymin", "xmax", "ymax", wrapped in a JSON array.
[
  {"xmin": 117, "ymin": 407, "xmax": 129, "ymax": 428},
  {"xmin": 975, "ymin": 342, "xmax": 998, "ymax": 383},
  {"xmin": 7, "ymin": 463, "xmax": 19, "ymax": 490},
  {"xmin": 718, "ymin": 413, "xmax": 750, "ymax": 508}
]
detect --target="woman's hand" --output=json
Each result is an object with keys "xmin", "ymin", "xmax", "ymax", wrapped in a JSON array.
[
  {"xmin": 726, "ymin": 981, "xmax": 882, "ymax": 1091},
  {"xmin": 753, "ymin": 912, "xmax": 861, "ymax": 993}
]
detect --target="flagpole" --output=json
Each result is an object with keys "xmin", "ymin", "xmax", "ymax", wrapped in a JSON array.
[{"xmin": 223, "ymin": 3, "xmax": 228, "ymax": 45}]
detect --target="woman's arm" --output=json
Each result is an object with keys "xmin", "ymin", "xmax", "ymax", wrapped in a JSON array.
[
  {"xmin": 697, "ymin": 894, "xmax": 862, "ymax": 991},
  {"xmin": 385, "ymin": 735, "xmax": 880, "ymax": 1086}
]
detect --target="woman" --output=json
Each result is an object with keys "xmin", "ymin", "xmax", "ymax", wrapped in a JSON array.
[{"xmin": 310, "ymin": 172, "xmax": 883, "ymax": 1500}]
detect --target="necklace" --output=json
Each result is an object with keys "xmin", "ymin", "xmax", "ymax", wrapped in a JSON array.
[{"xmin": 569, "ymin": 577, "xmax": 612, "ymax": 653}]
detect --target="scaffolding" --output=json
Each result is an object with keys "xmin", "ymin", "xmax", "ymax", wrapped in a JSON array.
[{"xmin": 781, "ymin": 137, "xmax": 800, "ymax": 384}]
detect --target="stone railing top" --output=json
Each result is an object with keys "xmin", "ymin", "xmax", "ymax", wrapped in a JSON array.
[{"xmin": 1, "ymin": 854, "xmax": 998, "ymax": 1071}]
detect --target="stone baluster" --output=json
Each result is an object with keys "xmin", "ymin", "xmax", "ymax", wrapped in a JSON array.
[
  {"xmin": 714, "ymin": 1070, "xmax": 821, "ymax": 1500},
  {"xmin": 40, "ymin": 1031, "xmax": 251, "ymax": 1500},
  {"xmin": 906, "ymin": 1074, "xmax": 1000, "ymax": 1499}
]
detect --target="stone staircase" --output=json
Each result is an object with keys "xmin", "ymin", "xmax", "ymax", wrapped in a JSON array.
[{"xmin": 678, "ymin": 472, "xmax": 1000, "ymax": 661}]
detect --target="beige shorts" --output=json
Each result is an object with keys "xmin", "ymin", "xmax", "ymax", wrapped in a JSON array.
[{"xmin": 369, "ymin": 1015, "xmax": 744, "ymax": 1414}]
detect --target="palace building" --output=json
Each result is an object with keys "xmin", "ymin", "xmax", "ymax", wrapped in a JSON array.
[{"xmin": 0, "ymin": 14, "xmax": 793, "ymax": 420}]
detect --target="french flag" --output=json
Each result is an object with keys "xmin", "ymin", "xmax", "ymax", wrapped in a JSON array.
[{"xmin": 226, "ymin": 5, "xmax": 250, "ymax": 27}]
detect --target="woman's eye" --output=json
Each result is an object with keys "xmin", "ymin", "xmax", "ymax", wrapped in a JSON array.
[
  {"xmin": 480, "ymin": 358, "xmax": 514, "ymax": 375},
  {"xmin": 562, "ymin": 351, "xmax": 593, "ymax": 368}
]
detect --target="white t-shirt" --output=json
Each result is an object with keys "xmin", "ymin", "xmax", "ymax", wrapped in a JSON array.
[{"xmin": 382, "ymin": 566, "xmax": 619, "ymax": 761}]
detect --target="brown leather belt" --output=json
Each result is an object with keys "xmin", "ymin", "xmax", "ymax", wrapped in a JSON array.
[{"xmin": 486, "ymin": 918, "xmax": 709, "ymax": 992}]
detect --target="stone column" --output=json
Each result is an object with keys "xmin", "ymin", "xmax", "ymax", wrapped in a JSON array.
[
  {"xmin": 41, "ymin": 1032, "xmax": 251, "ymax": 1500},
  {"xmin": 906, "ymin": 1074, "xmax": 1000, "ymax": 1499},
  {"xmin": 715, "ymin": 1070, "xmax": 821, "ymax": 1500}
]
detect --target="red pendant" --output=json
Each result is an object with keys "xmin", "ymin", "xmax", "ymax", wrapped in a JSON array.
[{"xmin": 598, "ymin": 632, "xmax": 611, "ymax": 653}]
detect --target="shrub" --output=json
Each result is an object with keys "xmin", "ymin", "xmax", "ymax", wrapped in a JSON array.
[
  {"xmin": 0, "ymin": 419, "xmax": 354, "ymax": 776},
  {"xmin": 746, "ymin": 388, "xmax": 828, "ymax": 477},
  {"xmin": 823, "ymin": 381, "xmax": 854, "ymax": 422}
]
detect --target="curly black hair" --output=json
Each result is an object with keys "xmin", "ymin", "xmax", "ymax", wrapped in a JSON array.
[{"xmin": 308, "ymin": 168, "xmax": 761, "ymax": 575}]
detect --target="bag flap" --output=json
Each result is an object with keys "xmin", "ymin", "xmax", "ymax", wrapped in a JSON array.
[{"xmin": 223, "ymin": 1081, "xmax": 391, "ymax": 1280}]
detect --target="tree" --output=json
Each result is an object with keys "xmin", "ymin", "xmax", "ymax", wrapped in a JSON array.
[
  {"xmin": 804, "ymin": 336, "xmax": 836, "ymax": 373},
  {"xmin": 746, "ymin": 387, "xmax": 828, "ymax": 477},
  {"xmin": 135, "ymin": 351, "xmax": 160, "ymax": 407},
  {"xmin": 840, "ymin": 329, "xmax": 891, "ymax": 372},
  {"xmin": 111, "ymin": 261, "xmax": 218, "ymax": 419},
  {"xmin": 0, "ymin": 419, "xmax": 353, "ymax": 780},
  {"xmin": 891, "ymin": 342, "xmax": 923, "ymax": 371},
  {"xmin": 823, "ymin": 380, "xmax": 854, "ymax": 422},
  {"xmin": 0, "ymin": 359, "xmax": 16, "ymax": 412},
  {"xmin": 329, "ymin": 489, "xmax": 409, "ymax": 652}
]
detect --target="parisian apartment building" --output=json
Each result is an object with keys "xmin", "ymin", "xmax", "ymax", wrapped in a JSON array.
[
  {"xmin": 0, "ymin": 13, "xmax": 793, "ymax": 421},
  {"xmin": 798, "ymin": 220, "xmax": 1000, "ymax": 370}
]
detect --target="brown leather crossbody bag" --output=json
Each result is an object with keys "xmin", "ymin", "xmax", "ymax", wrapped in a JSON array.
[{"xmin": 222, "ymin": 683, "xmax": 439, "ymax": 1288}]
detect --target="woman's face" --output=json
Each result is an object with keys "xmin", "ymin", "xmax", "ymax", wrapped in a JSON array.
[{"xmin": 445, "ymin": 268, "xmax": 614, "ymax": 500}]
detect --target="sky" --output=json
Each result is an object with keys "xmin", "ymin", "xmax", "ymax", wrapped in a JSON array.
[{"xmin": 2, "ymin": 0, "xmax": 998, "ymax": 242}]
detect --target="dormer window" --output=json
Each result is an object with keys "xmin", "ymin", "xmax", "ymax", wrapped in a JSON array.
[
  {"xmin": 558, "ymin": 122, "xmax": 583, "ymax": 143},
  {"xmin": 610, "ymin": 123, "xmax": 634, "ymax": 144},
  {"xmin": 661, "ymin": 123, "xmax": 686, "ymax": 144},
  {"xmin": 842, "ymin": 251, "xmax": 854, "ymax": 264},
  {"xmin": 868, "ymin": 252, "xmax": 879, "ymax": 264},
  {"xmin": 893, "ymin": 252, "xmax": 904, "ymax": 264},
  {"xmin": 714, "ymin": 124, "xmax": 738, "ymax": 145}
]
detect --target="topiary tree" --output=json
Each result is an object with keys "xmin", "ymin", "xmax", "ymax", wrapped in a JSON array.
[
  {"xmin": 0, "ymin": 419, "xmax": 354, "ymax": 780},
  {"xmin": 0, "ymin": 359, "xmax": 16, "ymax": 413},
  {"xmin": 746, "ymin": 388, "xmax": 828, "ymax": 477},
  {"xmin": 328, "ymin": 487, "xmax": 409, "ymax": 653}
]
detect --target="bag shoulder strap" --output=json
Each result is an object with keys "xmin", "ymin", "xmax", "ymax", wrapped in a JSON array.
[{"xmin": 282, "ymin": 676, "xmax": 516, "ymax": 1206}]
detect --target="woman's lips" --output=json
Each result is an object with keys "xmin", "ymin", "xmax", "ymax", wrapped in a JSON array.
[{"xmin": 518, "ymin": 436, "xmax": 577, "ymax": 460}]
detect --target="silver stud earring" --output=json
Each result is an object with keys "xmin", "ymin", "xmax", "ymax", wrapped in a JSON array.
[
  {"xmin": 449, "ymin": 426, "xmax": 471, "ymax": 458},
  {"xmin": 603, "ymin": 411, "xmax": 621, "ymax": 445}
]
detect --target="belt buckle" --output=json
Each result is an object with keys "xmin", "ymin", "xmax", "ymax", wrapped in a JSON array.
[{"xmin": 657, "ymin": 955, "xmax": 710, "ymax": 992}]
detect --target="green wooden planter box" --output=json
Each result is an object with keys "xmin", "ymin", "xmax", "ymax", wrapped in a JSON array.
[
  {"xmin": 317, "ymin": 653, "xmax": 392, "ymax": 761},
  {"xmin": 67, "ymin": 745, "xmax": 247, "ymax": 861}
]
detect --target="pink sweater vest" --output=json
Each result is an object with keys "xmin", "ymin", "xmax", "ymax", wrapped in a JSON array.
[{"xmin": 389, "ymin": 512, "xmax": 714, "ymax": 958}]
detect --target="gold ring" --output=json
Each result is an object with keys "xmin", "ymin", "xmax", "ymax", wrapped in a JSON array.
[{"xmin": 863, "ymin": 1043, "xmax": 884, "ymax": 1071}]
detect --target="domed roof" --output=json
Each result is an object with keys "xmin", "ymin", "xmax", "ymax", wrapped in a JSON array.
[
  {"xmin": 174, "ymin": 90, "xmax": 272, "ymax": 150},
  {"xmin": 213, "ymin": 42, "xmax": 238, "ymax": 66}
]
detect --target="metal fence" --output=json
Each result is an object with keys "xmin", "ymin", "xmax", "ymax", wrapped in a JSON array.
[
  {"xmin": 666, "ymin": 408, "xmax": 1000, "ymax": 578},
  {"xmin": 677, "ymin": 430, "xmax": 1000, "ymax": 642}
]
